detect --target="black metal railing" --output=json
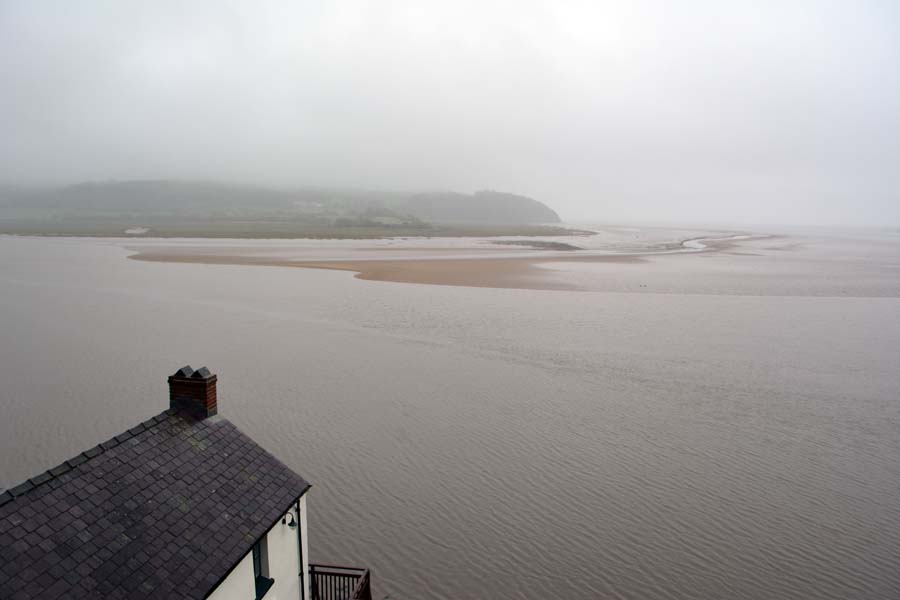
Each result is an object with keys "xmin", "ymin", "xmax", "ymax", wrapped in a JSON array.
[{"xmin": 309, "ymin": 563, "xmax": 371, "ymax": 600}]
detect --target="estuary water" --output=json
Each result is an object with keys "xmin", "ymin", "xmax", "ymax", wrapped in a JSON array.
[{"xmin": 1, "ymin": 228, "xmax": 898, "ymax": 599}]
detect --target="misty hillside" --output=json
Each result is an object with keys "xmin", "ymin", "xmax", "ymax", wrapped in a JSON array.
[
  {"xmin": 0, "ymin": 181, "xmax": 560, "ymax": 224},
  {"xmin": 405, "ymin": 191, "xmax": 560, "ymax": 224}
]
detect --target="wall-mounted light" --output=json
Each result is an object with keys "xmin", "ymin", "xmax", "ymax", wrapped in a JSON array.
[{"xmin": 282, "ymin": 511, "xmax": 297, "ymax": 529}]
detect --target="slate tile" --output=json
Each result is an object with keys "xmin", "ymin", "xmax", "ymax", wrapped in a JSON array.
[
  {"xmin": 29, "ymin": 472, "xmax": 53, "ymax": 487},
  {"xmin": 9, "ymin": 482, "xmax": 34, "ymax": 497}
]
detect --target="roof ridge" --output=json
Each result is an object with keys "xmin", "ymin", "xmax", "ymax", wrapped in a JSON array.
[{"xmin": 0, "ymin": 408, "xmax": 179, "ymax": 507}]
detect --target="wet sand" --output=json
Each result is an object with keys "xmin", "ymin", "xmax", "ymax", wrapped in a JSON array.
[
  {"xmin": 126, "ymin": 234, "xmax": 746, "ymax": 290},
  {"xmin": 128, "ymin": 251, "xmax": 654, "ymax": 290},
  {"xmin": 124, "ymin": 230, "xmax": 900, "ymax": 297}
]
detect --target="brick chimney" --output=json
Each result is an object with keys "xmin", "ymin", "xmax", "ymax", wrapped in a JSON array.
[{"xmin": 168, "ymin": 365, "xmax": 218, "ymax": 418}]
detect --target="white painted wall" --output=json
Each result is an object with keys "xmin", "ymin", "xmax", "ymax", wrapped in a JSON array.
[
  {"xmin": 265, "ymin": 501, "xmax": 302, "ymax": 600},
  {"xmin": 207, "ymin": 494, "xmax": 309, "ymax": 600},
  {"xmin": 299, "ymin": 495, "xmax": 310, "ymax": 600},
  {"xmin": 208, "ymin": 550, "xmax": 255, "ymax": 600}
]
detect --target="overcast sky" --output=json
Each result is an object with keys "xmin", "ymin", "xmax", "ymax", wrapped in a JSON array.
[{"xmin": 1, "ymin": 1, "xmax": 898, "ymax": 225}]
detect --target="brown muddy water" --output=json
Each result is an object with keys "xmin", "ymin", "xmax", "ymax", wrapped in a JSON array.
[{"xmin": 1, "ymin": 228, "xmax": 898, "ymax": 599}]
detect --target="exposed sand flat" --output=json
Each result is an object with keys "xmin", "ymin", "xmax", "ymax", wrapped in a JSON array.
[
  {"xmin": 129, "ymin": 251, "xmax": 645, "ymax": 290},
  {"xmin": 125, "ymin": 231, "xmax": 754, "ymax": 291},
  {"xmin": 124, "ymin": 228, "xmax": 900, "ymax": 297}
]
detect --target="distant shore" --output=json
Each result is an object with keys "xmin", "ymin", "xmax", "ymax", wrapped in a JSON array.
[{"xmin": 0, "ymin": 221, "xmax": 592, "ymax": 240}]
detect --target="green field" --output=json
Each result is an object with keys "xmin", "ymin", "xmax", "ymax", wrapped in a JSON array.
[{"xmin": 0, "ymin": 217, "xmax": 588, "ymax": 239}]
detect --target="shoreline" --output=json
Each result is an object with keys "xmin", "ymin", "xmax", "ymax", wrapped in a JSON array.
[{"xmin": 0, "ymin": 224, "xmax": 595, "ymax": 240}]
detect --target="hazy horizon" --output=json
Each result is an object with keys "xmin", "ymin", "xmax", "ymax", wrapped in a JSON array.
[{"xmin": 2, "ymin": 1, "xmax": 899, "ymax": 226}]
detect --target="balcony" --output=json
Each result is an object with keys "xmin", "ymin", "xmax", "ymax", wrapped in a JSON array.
[{"xmin": 309, "ymin": 563, "xmax": 372, "ymax": 600}]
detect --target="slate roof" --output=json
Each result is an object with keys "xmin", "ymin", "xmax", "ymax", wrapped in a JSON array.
[{"xmin": 0, "ymin": 409, "xmax": 311, "ymax": 599}]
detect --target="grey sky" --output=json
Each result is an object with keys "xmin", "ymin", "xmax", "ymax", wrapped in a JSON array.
[{"xmin": 2, "ymin": 0, "xmax": 898, "ymax": 225}]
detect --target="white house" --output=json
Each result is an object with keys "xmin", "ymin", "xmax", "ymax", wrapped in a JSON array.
[{"xmin": 0, "ymin": 366, "xmax": 371, "ymax": 600}]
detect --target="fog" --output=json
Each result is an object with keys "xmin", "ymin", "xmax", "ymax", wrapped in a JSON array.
[{"xmin": 1, "ymin": 1, "xmax": 898, "ymax": 226}]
